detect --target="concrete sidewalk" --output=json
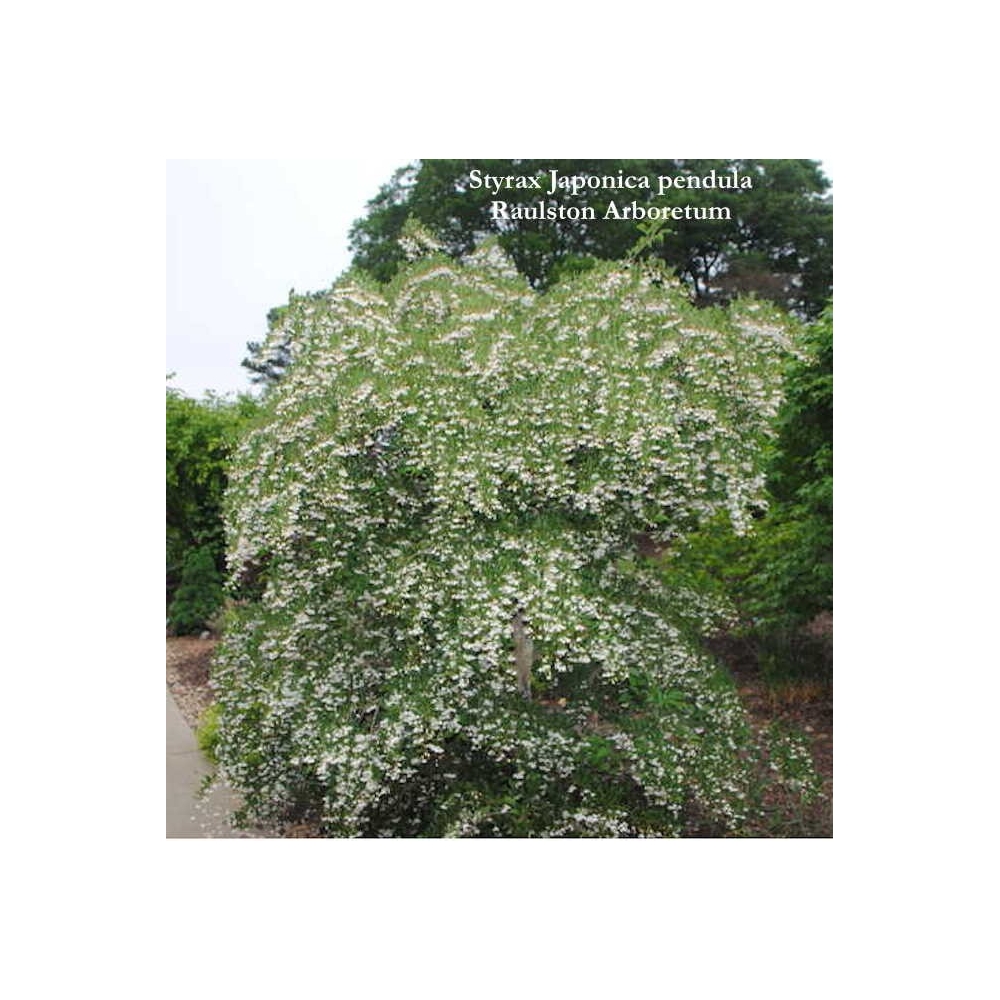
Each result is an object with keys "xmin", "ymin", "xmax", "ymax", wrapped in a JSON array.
[{"xmin": 166, "ymin": 688, "xmax": 263, "ymax": 838}]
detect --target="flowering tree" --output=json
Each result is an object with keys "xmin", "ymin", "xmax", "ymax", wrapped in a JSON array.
[{"xmin": 214, "ymin": 236, "xmax": 817, "ymax": 836}]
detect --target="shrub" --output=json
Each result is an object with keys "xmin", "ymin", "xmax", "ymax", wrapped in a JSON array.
[
  {"xmin": 168, "ymin": 546, "xmax": 225, "ymax": 636},
  {"xmin": 166, "ymin": 387, "xmax": 259, "ymax": 605},
  {"xmin": 214, "ymin": 237, "xmax": 818, "ymax": 836},
  {"xmin": 660, "ymin": 306, "xmax": 832, "ymax": 683},
  {"xmin": 752, "ymin": 628, "xmax": 832, "ymax": 687}
]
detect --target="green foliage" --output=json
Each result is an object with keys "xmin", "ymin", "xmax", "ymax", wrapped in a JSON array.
[
  {"xmin": 661, "ymin": 305, "xmax": 832, "ymax": 681},
  {"xmin": 241, "ymin": 295, "xmax": 328, "ymax": 388},
  {"xmin": 769, "ymin": 304, "xmax": 833, "ymax": 506},
  {"xmin": 752, "ymin": 304, "xmax": 832, "ymax": 629},
  {"xmin": 166, "ymin": 386, "xmax": 259, "ymax": 603},
  {"xmin": 196, "ymin": 703, "xmax": 221, "ymax": 764},
  {"xmin": 241, "ymin": 304, "xmax": 294, "ymax": 386},
  {"xmin": 168, "ymin": 546, "xmax": 225, "ymax": 635},
  {"xmin": 214, "ymin": 235, "xmax": 818, "ymax": 836},
  {"xmin": 752, "ymin": 629, "xmax": 832, "ymax": 687},
  {"xmin": 347, "ymin": 159, "xmax": 831, "ymax": 316}
]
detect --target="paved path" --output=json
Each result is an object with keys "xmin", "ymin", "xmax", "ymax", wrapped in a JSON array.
[{"xmin": 166, "ymin": 688, "xmax": 263, "ymax": 838}]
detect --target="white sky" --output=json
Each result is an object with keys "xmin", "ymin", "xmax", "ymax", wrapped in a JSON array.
[
  {"xmin": 167, "ymin": 159, "xmax": 833, "ymax": 398},
  {"xmin": 167, "ymin": 159, "xmax": 404, "ymax": 397}
]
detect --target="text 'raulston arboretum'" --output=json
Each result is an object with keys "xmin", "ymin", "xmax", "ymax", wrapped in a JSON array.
[
  {"xmin": 470, "ymin": 166, "xmax": 752, "ymax": 222},
  {"xmin": 491, "ymin": 201, "xmax": 731, "ymax": 221}
]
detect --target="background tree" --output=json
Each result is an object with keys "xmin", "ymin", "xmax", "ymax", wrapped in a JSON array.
[
  {"xmin": 663, "ymin": 304, "xmax": 833, "ymax": 683},
  {"xmin": 753, "ymin": 302, "xmax": 833, "ymax": 626},
  {"xmin": 165, "ymin": 384, "xmax": 259, "ymax": 606},
  {"xmin": 241, "ymin": 304, "xmax": 294, "ymax": 386},
  {"xmin": 346, "ymin": 159, "xmax": 831, "ymax": 314},
  {"xmin": 241, "ymin": 290, "xmax": 333, "ymax": 390}
]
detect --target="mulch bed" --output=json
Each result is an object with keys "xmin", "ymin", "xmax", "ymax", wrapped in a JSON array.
[
  {"xmin": 708, "ymin": 631, "xmax": 833, "ymax": 837},
  {"xmin": 166, "ymin": 636, "xmax": 217, "ymax": 730}
]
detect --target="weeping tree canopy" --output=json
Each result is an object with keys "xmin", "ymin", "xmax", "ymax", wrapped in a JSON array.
[
  {"xmin": 244, "ymin": 160, "xmax": 831, "ymax": 390},
  {"xmin": 215, "ymin": 232, "xmax": 818, "ymax": 836}
]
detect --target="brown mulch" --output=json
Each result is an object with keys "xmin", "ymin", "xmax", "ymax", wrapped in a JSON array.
[
  {"xmin": 708, "ymin": 630, "xmax": 833, "ymax": 837},
  {"xmin": 166, "ymin": 636, "xmax": 217, "ymax": 730}
]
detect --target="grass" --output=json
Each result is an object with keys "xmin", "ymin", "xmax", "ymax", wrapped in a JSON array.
[{"xmin": 195, "ymin": 703, "xmax": 221, "ymax": 764}]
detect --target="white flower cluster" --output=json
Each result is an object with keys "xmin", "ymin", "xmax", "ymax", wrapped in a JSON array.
[{"xmin": 213, "ymin": 237, "xmax": 810, "ymax": 836}]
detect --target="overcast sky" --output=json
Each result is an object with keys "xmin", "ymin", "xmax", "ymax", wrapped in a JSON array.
[
  {"xmin": 167, "ymin": 159, "xmax": 404, "ymax": 397},
  {"xmin": 167, "ymin": 159, "xmax": 833, "ymax": 398}
]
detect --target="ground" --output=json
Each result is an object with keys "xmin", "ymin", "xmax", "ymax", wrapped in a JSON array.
[
  {"xmin": 167, "ymin": 632, "xmax": 832, "ymax": 837},
  {"xmin": 166, "ymin": 636, "xmax": 215, "ymax": 730},
  {"xmin": 712, "ymin": 636, "xmax": 833, "ymax": 837}
]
